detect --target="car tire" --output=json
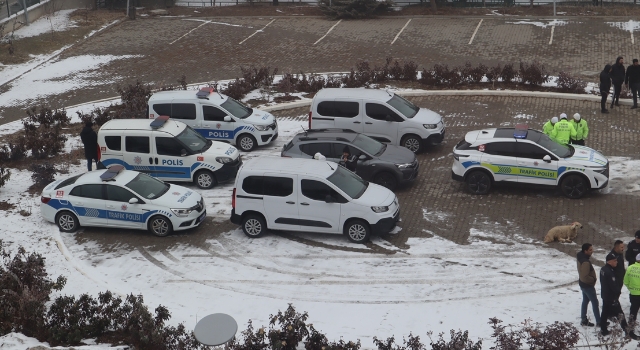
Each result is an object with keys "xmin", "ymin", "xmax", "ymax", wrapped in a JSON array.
[
  {"xmin": 373, "ymin": 172, "xmax": 398, "ymax": 191},
  {"xmin": 242, "ymin": 214, "xmax": 266, "ymax": 238},
  {"xmin": 466, "ymin": 170, "xmax": 492, "ymax": 195},
  {"xmin": 401, "ymin": 134, "xmax": 423, "ymax": 154},
  {"xmin": 344, "ymin": 219, "xmax": 371, "ymax": 244},
  {"xmin": 148, "ymin": 215, "xmax": 173, "ymax": 237},
  {"xmin": 561, "ymin": 174, "xmax": 588, "ymax": 199},
  {"xmin": 56, "ymin": 211, "xmax": 79, "ymax": 232},
  {"xmin": 195, "ymin": 170, "xmax": 217, "ymax": 189},
  {"xmin": 237, "ymin": 134, "xmax": 257, "ymax": 152}
]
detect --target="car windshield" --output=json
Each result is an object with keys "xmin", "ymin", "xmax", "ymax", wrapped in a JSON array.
[
  {"xmin": 176, "ymin": 126, "xmax": 211, "ymax": 153},
  {"xmin": 535, "ymin": 134, "xmax": 573, "ymax": 158},
  {"xmin": 387, "ymin": 94, "xmax": 419, "ymax": 119},
  {"xmin": 125, "ymin": 173, "xmax": 169, "ymax": 200},
  {"xmin": 352, "ymin": 134, "xmax": 386, "ymax": 156},
  {"xmin": 221, "ymin": 97, "xmax": 252, "ymax": 119},
  {"xmin": 327, "ymin": 165, "xmax": 368, "ymax": 199}
]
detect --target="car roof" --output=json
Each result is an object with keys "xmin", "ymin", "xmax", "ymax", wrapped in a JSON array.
[
  {"xmin": 73, "ymin": 169, "xmax": 139, "ymax": 186},
  {"xmin": 465, "ymin": 127, "xmax": 543, "ymax": 144},
  {"xmin": 100, "ymin": 118, "xmax": 187, "ymax": 135},
  {"xmin": 242, "ymin": 157, "xmax": 337, "ymax": 178},
  {"xmin": 314, "ymin": 88, "xmax": 394, "ymax": 101},
  {"xmin": 292, "ymin": 129, "xmax": 358, "ymax": 143},
  {"xmin": 149, "ymin": 90, "xmax": 229, "ymax": 105}
]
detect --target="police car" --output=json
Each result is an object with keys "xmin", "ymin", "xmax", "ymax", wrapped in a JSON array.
[
  {"xmin": 148, "ymin": 88, "xmax": 278, "ymax": 152},
  {"xmin": 451, "ymin": 125, "xmax": 609, "ymax": 199},
  {"xmin": 40, "ymin": 165, "xmax": 206, "ymax": 236}
]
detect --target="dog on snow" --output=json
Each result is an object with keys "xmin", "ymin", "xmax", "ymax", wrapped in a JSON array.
[{"xmin": 544, "ymin": 222, "xmax": 583, "ymax": 243}]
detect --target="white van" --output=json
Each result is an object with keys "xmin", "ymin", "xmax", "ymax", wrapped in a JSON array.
[
  {"xmin": 309, "ymin": 88, "xmax": 445, "ymax": 153},
  {"xmin": 98, "ymin": 116, "xmax": 242, "ymax": 189},
  {"xmin": 148, "ymin": 88, "xmax": 278, "ymax": 152},
  {"xmin": 230, "ymin": 157, "xmax": 400, "ymax": 243}
]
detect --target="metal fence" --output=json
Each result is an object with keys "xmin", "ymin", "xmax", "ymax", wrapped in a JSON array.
[
  {"xmin": 0, "ymin": 0, "xmax": 40, "ymax": 21},
  {"xmin": 176, "ymin": 0, "xmax": 640, "ymax": 7}
]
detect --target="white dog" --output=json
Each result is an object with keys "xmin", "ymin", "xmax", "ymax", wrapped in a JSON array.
[{"xmin": 544, "ymin": 222, "xmax": 583, "ymax": 243}]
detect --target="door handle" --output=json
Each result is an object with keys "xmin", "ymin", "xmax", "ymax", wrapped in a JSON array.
[
  {"xmin": 149, "ymin": 157, "xmax": 153, "ymax": 164},
  {"xmin": 155, "ymin": 158, "xmax": 158, "ymax": 165},
  {"xmin": 365, "ymin": 122, "xmax": 372, "ymax": 124},
  {"xmin": 301, "ymin": 202, "xmax": 310, "ymax": 206},
  {"xmin": 353, "ymin": 121, "xmax": 361, "ymax": 124},
  {"xmin": 286, "ymin": 201, "xmax": 295, "ymax": 204},
  {"xmin": 203, "ymin": 126, "xmax": 211, "ymax": 128},
  {"xmin": 106, "ymin": 205, "xmax": 115, "ymax": 209}
]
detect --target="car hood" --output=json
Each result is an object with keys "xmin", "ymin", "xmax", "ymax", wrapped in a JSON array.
[
  {"xmin": 244, "ymin": 109, "xmax": 275, "ymax": 125},
  {"xmin": 564, "ymin": 145, "xmax": 608, "ymax": 167},
  {"xmin": 197, "ymin": 141, "xmax": 240, "ymax": 159},
  {"xmin": 411, "ymin": 108, "xmax": 442, "ymax": 124},
  {"xmin": 378, "ymin": 144, "xmax": 417, "ymax": 164},
  {"xmin": 351, "ymin": 182, "xmax": 395, "ymax": 207},
  {"xmin": 153, "ymin": 184, "xmax": 203, "ymax": 208}
]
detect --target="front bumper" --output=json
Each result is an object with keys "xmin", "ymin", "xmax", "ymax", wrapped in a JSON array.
[
  {"xmin": 371, "ymin": 208, "xmax": 400, "ymax": 235},
  {"xmin": 215, "ymin": 157, "xmax": 243, "ymax": 183},
  {"xmin": 423, "ymin": 128, "xmax": 446, "ymax": 146},
  {"xmin": 596, "ymin": 178, "xmax": 609, "ymax": 189},
  {"xmin": 400, "ymin": 160, "xmax": 420, "ymax": 181},
  {"xmin": 176, "ymin": 209, "xmax": 207, "ymax": 230}
]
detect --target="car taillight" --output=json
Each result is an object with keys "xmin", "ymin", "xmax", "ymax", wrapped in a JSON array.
[
  {"xmin": 308, "ymin": 111, "xmax": 312, "ymax": 129},
  {"xmin": 232, "ymin": 188, "xmax": 236, "ymax": 209},
  {"xmin": 41, "ymin": 196, "xmax": 51, "ymax": 204}
]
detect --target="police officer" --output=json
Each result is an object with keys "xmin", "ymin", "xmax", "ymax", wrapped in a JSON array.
[
  {"xmin": 626, "ymin": 58, "xmax": 640, "ymax": 109},
  {"xmin": 543, "ymin": 117, "xmax": 558, "ymax": 140},
  {"xmin": 570, "ymin": 113, "xmax": 589, "ymax": 146},
  {"xmin": 551, "ymin": 113, "xmax": 577, "ymax": 145},
  {"xmin": 625, "ymin": 253, "xmax": 640, "ymax": 331},
  {"xmin": 626, "ymin": 231, "xmax": 640, "ymax": 266},
  {"xmin": 611, "ymin": 56, "xmax": 626, "ymax": 108},
  {"xmin": 601, "ymin": 252, "xmax": 635, "ymax": 337},
  {"xmin": 611, "ymin": 240, "xmax": 626, "ymax": 291}
]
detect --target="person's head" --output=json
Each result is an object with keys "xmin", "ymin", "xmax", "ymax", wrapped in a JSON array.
[
  {"xmin": 605, "ymin": 64, "xmax": 612, "ymax": 73},
  {"xmin": 606, "ymin": 252, "xmax": 618, "ymax": 267},
  {"xmin": 560, "ymin": 113, "xmax": 567, "ymax": 120},
  {"xmin": 634, "ymin": 230, "xmax": 640, "ymax": 243},
  {"xmin": 617, "ymin": 56, "xmax": 624, "ymax": 65},
  {"xmin": 573, "ymin": 113, "xmax": 581, "ymax": 121},
  {"xmin": 614, "ymin": 240, "xmax": 625, "ymax": 254},
  {"xmin": 342, "ymin": 146, "xmax": 350, "ymax": 158},
  {"xmin": 582, "ymin": 243, "xmax": 593, "ymax": 256},
  {"xmin": 85, "ymin": 120, "xmax": 93, "ymax": 128},
  {"xmin": 551, "ymin": 116, "xmax": 558, "ymax": 124},
  {"xmin": 634, "ymin": 58, "xmax": 639, "ymax": 66}
]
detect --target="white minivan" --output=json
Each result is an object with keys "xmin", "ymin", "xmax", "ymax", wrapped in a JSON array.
[
  {"xmin": 98, "ymin": 116, "xmax": 242, "ymax": 189},
  {"xmin": 230, "ymin": 157, "xmax": 400, "ymax": 243},
  {"xmin": 309, "ymin": 88, "xmax": 445, "ymax": 153},
  {"xmin": 148, "ymin": 88, "xmax": 278, "ymax": 152}
]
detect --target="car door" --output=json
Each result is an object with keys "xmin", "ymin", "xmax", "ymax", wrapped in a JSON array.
[
  {"xmin": 154, "ymin": 135, "xmax": 190, "ymax": 181},
  {"xmin": 262, "ymin": 174, "xmax": 300, "ymax": 231},
  {"xmin": 297, "ymin": 178, "xmax": 343, "ymax": 233},
  {"xmin": 168, "ymin": 101, "xmax": 198, "ymax": 129},
  {"xmin": 479, "ymin": 141, "xmax": 518, "ymax": 183},
  {"xmin": 332, "ymin": 100, "xmax": 363, "ymax": 133},
  {"xmin": 68, "ymin": 184, "xmax": 106, "ymax": 227},
  {"xmin": 330, "ymin": 143, "xmax": 373, "ymax": 180},
  {"xmin": 363, "ymin": 102, "xmax": 401, "ymax": 143},
  {"xmin": 104, "ymin": 184, "xmax": 147, "ymax": 229},
  {"xmin": 515, "ymin": 141, "xmax": 559, "ymax": 186},
  {"xmin": 200, "ymin": 105, "xmax": 235, "ymax": 141}
]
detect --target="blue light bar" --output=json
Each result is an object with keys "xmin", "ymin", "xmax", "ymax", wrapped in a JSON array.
[
  {"xmin": 514, "ymin": 124, "xmax": 528, "ymax": 139},
  {"xmin": 150, "ymin": 115, "xmax": 170, "ymax": 129},
  {"xmin": 100, "ymin": 165, "xmax": 125, "ymax": 181}
]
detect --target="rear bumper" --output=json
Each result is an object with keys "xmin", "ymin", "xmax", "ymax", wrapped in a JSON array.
[
  {"xmin": 230, "ymin": 209, "xmax": 241, "ymax": 225},
  {"xmin": 216, "ymin": 157, "xmax": 243, "ymax": 183},
  {"xmin": 451, "ymin": 170, "xmax": 464, "ymax": 182},
  {"xmin": 371, "ymin": 209, "xmax": 400, "ymax": 235}
]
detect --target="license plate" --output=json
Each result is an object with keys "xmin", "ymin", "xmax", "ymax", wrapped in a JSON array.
[{"xmin": 197, "ymin": 211, "xmax": 207, "ymax": 223}]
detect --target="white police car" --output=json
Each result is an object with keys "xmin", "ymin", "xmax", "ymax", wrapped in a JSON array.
[
  {"xmin": 40, "ymin": 165, "xmax": 206, "ymax": 236},
  {"xmin": 451, "ymin": 125, "xmax": 609, "ymax": 199},
  {"xmin": 148, "ymin": 88, "xmax": 278, "ymax": 152}
]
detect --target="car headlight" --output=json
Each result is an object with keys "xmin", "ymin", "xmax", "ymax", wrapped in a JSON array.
[
  {"xmin": 396, "ymin": 163, "xmax": 413, "ymax": 169},
  {"xmin": 371, "ymin": 206, "xmax": 389, "ymax": 213},
  {"xmin": 216, "ymin": 157, "xmax": 234, "ymax": 164},
  {"xmin": 253, "ymin": 124, "xmax": 268, "ymax": 131},
  {"xmin": 423, "ymin": 124, "xmax": 437, "ymax": 129},
  {"xmin": 171, "ymin": 208, "xmax": 193, "ymax": 217}
]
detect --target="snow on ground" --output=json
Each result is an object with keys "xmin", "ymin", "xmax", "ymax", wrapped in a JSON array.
[
  {"xmin": 506, "ymin": 19, "xmax": 569, "ymax": 28},
  {"xmin": 11, "ymin": 9, "xmax": 78, "ymax": 39},
  {"xmin": 0, "ymin": 332, "xmax": 129, "ymax": 349},
  {"xmin": 606, "ymin": 20, "xmax": 640, "ymax": 32}
]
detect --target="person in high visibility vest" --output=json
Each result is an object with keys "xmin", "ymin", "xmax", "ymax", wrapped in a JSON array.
[
  {"xmin": 570, "ymin": 113, "xmax": 589, "ymax": 146},
  {"xmin": 551, "ymin": 113, "xmax": 577, "ymax": 145},
  {"xmin": 624, "ymin": 252, "xmax": 640, "ymax": 333},
  {"xmin": 543, "ymin": 117, "xmax": 558, "ymax": 141}
]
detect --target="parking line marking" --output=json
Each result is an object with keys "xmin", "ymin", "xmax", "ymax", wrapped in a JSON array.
[
  {"xmin": 632, "ymin": 31, "xmax": 635, "ymax": 44},
  {"xmin": 170, "ymin": 20, "xmax": 211, "ymax": 45},
  {"xmin": 391, "ymin": 19, "xmax": 412, "ymax": 45},
  {"xmin": 239, "ymin": 19, "xmax": 276, "ymax": 45},
  {"xmin": 549, "ymin": 25, "xmax": 555, "ymax": 45},
  {"xmin": 468, "ymin": 19, "xmax": 483, "ymax": 45},
  {"xmin": 314, "ymin": 19, "xmax": 342, "ymax": 45}
]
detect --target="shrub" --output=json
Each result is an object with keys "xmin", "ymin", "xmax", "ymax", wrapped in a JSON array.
[
  {"xmin": 76, "ymin": 107, "xmax": 115, "ymax": 127},
  {"xmin": 519, "ymin": 61, "xmax": 550, "ymax": 86},
  {"xmin": 267, "ymin": 304, "xmax": 309, "ymax": 350},
  {"xmin": 7, "ymin": 140, "xmax": 27, "ymax": 161},
  {"xmin": 500, "ymin": 64, "xmax": 518, "ymax": 83},
  {"xmin": 227, "ymin": 319, "xmax": 269, "ymax": 350},
  {"xmin": 117, "ymin": 80, "xmax": 153, "ymax": 119},
  {"xmin": 223, "ymin": 78, "xmax": 254, "ymax": 100},
  {"xmin": 432, "ymin": 64, "xmax": 463, "ymax": 86},
  {"xmin": 241, "ymin": 66, "xmax": 278, "ymax": 89},
  {"xmin": 428, "ymin": 330, "xmax": 481, "ymax": 350},
  {"xmin": 418, "ymin": 67, "xmax": 436, "ymax": 85},
  {"xmin": 0, "ymin": 167, "xmax": 9, "ymax": 189},
  {"xmin": 22, "ymin": 107, "xmax": 69, "ymax": 159},
  {"xmin": 464, "ymin": 63, "xmax": 487, "ymax": 84},
  {"xmin": 389, "ymin": 59, "xmax": 418, "ymax": 81},
  {"xmin": 485, "ymin": 65, "xmax": 502, "ymax": 83},
  {"xmin": 159, "ymin": 75, "xmax": 188, "ymax": 91},
  {"xmin": 30, "ymin": 163, "xmax": 57, "ymax": 189},
  {"xmin": 318, "ymin": 0, "xmax": 394, "ymax": 19},
  {"xmin": 557, "ymin": 71, "xmax": 587, "ymax": 93}
]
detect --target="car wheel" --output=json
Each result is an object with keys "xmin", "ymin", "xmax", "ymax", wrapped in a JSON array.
[
  {"xmin": 195, "ymin": 170, "xmax": 217, "ymax": 189},
  {"xmin": 242, "ymin": 214, "xmax": 266, "ymax": 238},
  {"xmin": 466, "ymin": 171, "xmax": 492, "ymax": 195},
  {"xmin": 344, "ymin": 219, "xmax": 371, "ymax": 244},
  {"xmin": 401, "ymin": 135, "xmax": 423, "ymax": 154},
  {"xmin": 148, "ymin": 215, "xmax": 173, "ymax": 237},
  {"xmin": 561, "ymin": 174, "xmax": 588, "ymax": 199},
  {"xmin": 237, "ymin": 134, "xmax": 256, "ymax": 152},
  {"xmin": 373, "ymin": 172, "xmax": 398, "ymax": 191},
  {"xmin": 56, "ymin": 211, "xmax": 79, "ymax": 232}
]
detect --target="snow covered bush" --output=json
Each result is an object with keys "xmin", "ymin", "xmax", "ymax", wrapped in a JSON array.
[
  {"xmin": 485, "ymin": 65, "xmax": 502, "ymax": 84},
  {"xmin": 519, "ymin": 61, "xmax": 550, "ymax": 86},
  {"xmin": 29, "ymin": 163, "xmax": 57, "ymax": 190},
  {"xmin": 267, "ymin": 304, "xmax": 310, "ymax": 350},
  {"xmin": 428, "ymin": 330, "xmax": 481, "ymax": 350},
  {"xmin": 22, "ymin": 107, "xmax": 69, "ymax": 159},
  {"xmin": 556, "ymin": 71, "xmax": 587, "ymax": 93},
  {"xmin": 318, "ymin": 0, "xmax": 394, "ymax": 19},
  {"xmin": 0, "ymin": 167, "xmax": 9, "ymax": 189}
]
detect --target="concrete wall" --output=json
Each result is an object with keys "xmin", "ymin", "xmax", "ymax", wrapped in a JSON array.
[{"xmin": 0, "ymin": 0, "xmax": 89, "ymax": 36}]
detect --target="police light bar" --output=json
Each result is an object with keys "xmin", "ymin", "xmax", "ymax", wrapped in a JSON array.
[
  {"xmin": 101, "ymin": 165, "xmax": 125, "ymax": 181},
  {"xmin": 196, "ymin": 87, "xmax": 215, "ymax": 99},
  {"xmin": 150, "ymin": 115, "xmax": 170, "ymax": 129},
  {"xmin": 514, "ymin": 124, "xmax": 528, "ymax": 139}
]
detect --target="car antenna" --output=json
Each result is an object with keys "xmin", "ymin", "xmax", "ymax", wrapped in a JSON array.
[
  {"xmin": 385, "ymin": 89, "xmax": 393, "ymax": 97},
  {"xmin": 211, "ymin": 82, "xmax": 223, "ymax": 99},
  {"xmin": 326, "ymin": 162, "xmax": 334, "ymax": 171},
  {"xmin": 300, "ymin": 125, "xmax": 307, "ymax": 136}
]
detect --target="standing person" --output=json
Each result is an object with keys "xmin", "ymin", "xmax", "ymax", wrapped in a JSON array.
[
  {"xmin": 626, "ymin": 231, "xmax": 640, "ymax": 266},
  {"xmin": 340, "ymin": 146, "xmax": 358, "ymax": 172},
  {"xmin": 624, "ymin": 253, "xmax": 640, "ymax": 330},
  {"xmin": 611, "ymin": 57, "xmax": 626, "ymax": 109},
  {"xmin": 80, "ymin": 120, "xmax": 99, "ymax": 172},
  {"xmin": 543, "ymin": 117, "xmax": 558, "ymax": 140},
  {"xmin": 551, "ymin": 113, "xmax": 577, "ymax": 146},
  {"xmin": 601, "ymin": 252, "xmax": 636, "ymax": 338},
  {"xmin": 626, "ymin": 58, "xmax": 640, "ymax": 109},
  {"xmin": 611, "ymin": 240, "xmax": 626, "ymax": 292},
  {"xmin": 601, "ymin": 64, "xmax": 612, "ymax": 114},
  {"xmin": 578, "ymin": 243, "xmax": 601, "ymax": 326},
  {"xmin": 570, "ymin": 113, "xmax": 589, "ymax": 146}
]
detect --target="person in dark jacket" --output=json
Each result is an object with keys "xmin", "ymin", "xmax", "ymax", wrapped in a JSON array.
[
  {"xmin": 610, "ymin": 57, "xmax": 626, "ymax": 108},
  {"xmin": 600, "ymin": 252, "xmax": 638, "ymax": 338},
  {"xmin": 600, "ymin": 64, "xmax": 612, "ymax": 114},
  {"xmin": 578, "ymin": 243, "xmax": 601, "ymax": 326},
  {"xmin": 339, "ymin": 146, "xmax": 358, "ymax": 172},
  {"xmin": 626, "ymin": 58, "xmax": 640, "ymax": 109},
  {"xmin": 626, "ymin": 231, "xmax": 640, "ymax": 265},
  {"xmin": 80, "ymin": 120, "xmax": 99, "ymax": 171},
  {"xmin": 611, "ymin": 240, "xmax": 626, "ymax": 291}
]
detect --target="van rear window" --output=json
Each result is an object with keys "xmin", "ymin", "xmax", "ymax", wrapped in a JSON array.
[
  {"xmin": 242, "ymin": 176, "xmax": 293, "ymax": 197},
  {"xmin": 105, "ymin": 136, "xmax": 121, "ymax": 151},
  {"xmin": 153, "ymin": 104, "xmax": 171, "ymax": 116},
  {"xmin": 317, "ymin": 101, "xmax": 358, "ymax": 118}
]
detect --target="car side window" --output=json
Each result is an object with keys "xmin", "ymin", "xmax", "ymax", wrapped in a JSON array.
[
  {"xmin": 105, "ymin": 136, "xmax": 121, "ymax": 151},
  {"xmin": 317, "ymin": 101, "xmax": 334, "ymax": 117},
  {"xmin": 203, "ymin": 105, "xmax": 228, "ymax": 122},
  {"xmin": 301, "ymin": 179, "xmax": 346, "ymax": 202},
  {"xmin": 125, "ymin": 136, "xmax": 150, "ymax": 154},
  {"xmin": 516, "ymin": 142, "xmax": 551, "ymax": 159},
  {"xmin": 171, "ymin": 103, "xmax": 196, "ymax": 120},
  {"xmin": 331, "ymin": 143, "xmax": 360, "ymax": 158},
  {"xmin": 365, "ymin": 103, "xmax": 402, "ymax": 122},
  {"xmin": 242, "ymin": 176, "xmax": 263, "ymax": 195},
  {"xmin": 299, "ymin": 143, "xmax": 333, "ymax": 158},
  {"xmin": 69, "ymin": 184, "xmax": 104, "ymax": 199},
  {"xmin": 153, "ymin": 103, "xmax": 171, "ymax": 116},
  {"xmin": 334, "ymin": 102, "xmax": 359, "ymax": 118},
  {"xmin": 156, "ymin": 137, "xmax": 183, "ymax": 156},
  {"xmin": 263, "ymin": 176, "xmax": 293, "ymax": 197},
  {"xmin": 483, "ymin": 142, "xmax": 516, "ymax": 157},
  {"xmin": 106, "ymin": 185, "xmax": 137, "ymax": 202}
]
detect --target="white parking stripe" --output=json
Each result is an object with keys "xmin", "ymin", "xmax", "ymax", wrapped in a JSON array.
[
  {"xmin": 468, "ymin": 19, "xmax": 483, "ymax": 45},
  {"xmin": 391, "ymin": 19, "xmax": 412, "ymax": 45},
  {"xmin": 632, "ymin": 31, "xmax": 635, "ymax": 44},
  {"xmin": 313, "ymin": 20, "xmax": 342, "ymax": 45},
  {"xmin": 170, "ymin": 20, "xmax": 211, "ymax": 45},
  {"xmin": 549, "ymin": 25, "xmax": 554, "ymax": 45},
  {"xmin": 239, "ymin": 19, "xmax": 276, "ymax": 45}
]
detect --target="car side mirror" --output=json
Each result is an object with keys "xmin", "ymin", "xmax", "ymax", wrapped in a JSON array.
[
  {"xmin": 358, "ymin": 154, "xmax": 367, "ymax": 161},
  {"xmin": 543, "ymin": 155, "xmax": 551, "ymax": 163},
  {"xmin": 129, "ymin": 198, "xmax": 139, "ymax": 204},
  {"xmin": 224, "ymin": 116, "xmax": 232, "ymax": 122},
  {"xmin": 385, "ymin": 115, "xmax": 393, "ymax": 122},
  {"xmin": 181, "ymin": 149, "xmax": 187, "ymax": 157},
  {"xmin": 325, "ymin": 195, "xmax": 334, "ymax": 203}
]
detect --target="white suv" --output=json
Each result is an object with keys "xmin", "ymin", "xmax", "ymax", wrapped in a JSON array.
[{"xmin": 230, "ymin": 157, "xmax": 400, "ymax": 243}]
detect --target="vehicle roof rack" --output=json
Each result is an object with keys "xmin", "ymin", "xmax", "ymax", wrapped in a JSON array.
[
  {"xmin": 101, "ymin": 165, "xmax": 125, "ymax": 181},
  {"xmin": 150, "ymin": 115, "xmax": 170, "ymax": 129},
  {"xmin": 196, "ymin": 87, "xmax": 215, "ymax": 99},
  {"xmin": 514, "ymin": 124, "xmax": 528, "ymax": 139},
  {"xmin": 307, "ymin": 128, "xmax": 356, "ymax": 133}
]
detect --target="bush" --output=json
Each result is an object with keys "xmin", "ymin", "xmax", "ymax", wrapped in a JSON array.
[
  {"xmin": 117, "ymin": 80, "xmax": 153, "ymax": 119},
  {"xmin": 223, "ymin": 78, "xmax": 254, "ymax": 100},
  {"xmin": 557, "ymin": 71, "xmax": 587, "ymax": 93},
  {"xmin": 22, "ymin": 107, "xmax": 69, "ymax": 159},
  {"xmin": 463, "ymin": 63, "xmax": 487, "ymax": 84},
  {"xmin": 318, "ymin": 0, "xmax": 394, "ymax": 19},
  {"xmin": 432, "ymin": 64, "xmax": 463, "ymax": 86},
  {"xmin": 418, "ymin": 68, "xmax": 436, "ymax": 85},
  {"xmin": 500, "ymin": 64, "xmax": 518, "ymax": 83},
  {"xmin": 267, "ymin": 304, "xmax": 309, "ymax": 350},
  {"xmin": 76, "ymin": 107, "xmax": 115, "ymax": 127},
  {"xmin": 241, "ymin": 66, "xmax": 278, "ymax": 89},
  {"xmin": 428, "ymin": 330, "xmax": 481, "ymax": 350},
  {"xmin": 485, "ymin": 65, "xmax": 502, "ymax": 83},
  {"xmin": 0, "ymin": 167, "xmax": 9, "ymax": 189},
  {"xmin": 519, "ymin": 61, "xmax": 550, "ymax": 86},
  {"xmin": 30, "ymin": 163, "xmax": 57, "ymax": 189},
  {"xmin": 389, "ymin": 59, "xmax": 418, "ymax": 81}
]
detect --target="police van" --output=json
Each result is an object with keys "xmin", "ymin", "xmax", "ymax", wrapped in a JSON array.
[
  {"xmin": 148, "ymin": 88, "xmax": 278, "ymax": 152},
  {"xmin": 98, "ymin": 116, "xmax": 242, "ymax": 189}
]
